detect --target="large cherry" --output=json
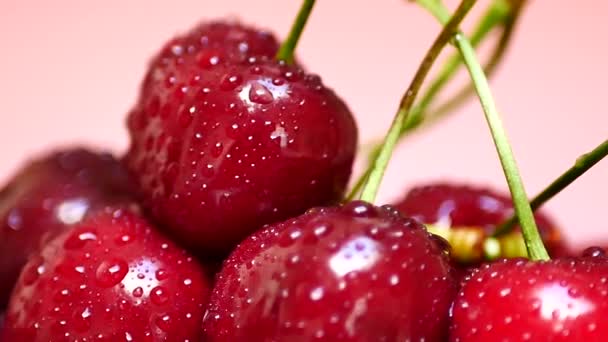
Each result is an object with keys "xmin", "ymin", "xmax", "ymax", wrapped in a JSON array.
[
  {"xmin": 203, "ymin": 201, "xmax": 457, "ymax": 341},
  {"xmin": 450, "ymin": 257, "xmax": 608, "ymax": 341},
  {"xmin": 393, "ymin": 183, "xmax": 567, "ymax": 263},
  {"xmin": 126, "ymin": 53, "xmax": 357, "ymax": 255},
  {"xmin": 139, "ymin": 20, "xmax": 282, "ymax": 99},
  {"xmin": 0, "ymin": 148, "xmax": 135, "ymax": 308},
  {"xmin": 1, "ymin": 207, "xmax": 210, "ymax": 341}
]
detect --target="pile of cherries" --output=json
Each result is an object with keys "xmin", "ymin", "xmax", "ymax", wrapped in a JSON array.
[{"xmin": 1, "ymin": 2, "xmax": 607, "ymax": 341}]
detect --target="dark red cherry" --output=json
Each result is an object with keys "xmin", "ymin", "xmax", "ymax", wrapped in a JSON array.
[
  {"xmin": 203, "ymin": 201, "xmax": 457, "ymax": 341},
  {"xmin": 393, "ymin": 183, "xmax": 567, "ymax": 263},
  {"xmin": 126, "ymin": 54, "xmax": 357, "ymax": 255},
  {"xmin": 1, "ymin": 207, "xmax": 210, "ymax": 341},
  {"xmin": 0, "ymin": 148, "xmax": 135, "ymax": 308},
  {"xmin": 139, "ymin": 20, "xmax": 282, "ymax": 99},
  {"xmin": 450, "ymin": 257, "xmax": 608, "ymax": 341}
]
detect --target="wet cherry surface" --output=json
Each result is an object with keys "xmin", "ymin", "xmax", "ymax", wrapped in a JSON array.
[
  {"xmin": 0, "ymin": 148, "xmax": 135, "ymax": 308},
  {"xmin": 450, "ymin": 257, "xmax": 608, "ymax": 341},
  {"xmin": 1, "ymin": 207, "xmax": 210, "ymax": 341},
  {"xmin": 126, "ymin": 52, "xmax": 358, "ymax": 255},
  {"xmin": 203, "ymin": 201, "xmax": 457, "ymax": 341}
]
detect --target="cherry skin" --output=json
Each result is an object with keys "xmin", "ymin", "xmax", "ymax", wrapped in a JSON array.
[
  {"xmin": 126, "ymin": 54, "xmax": 358, "ymax": 255},
  {"xmin": 139, "ymin": 20, "xmax": 282, "ymax": 100},
  {"xmin": 203, "ymin": 201, "xmax": 457, "ymax": 341},
  {"xmin": 393, "ymin": 183, "xmax": 567, "ymax": 263},
  {"xmin": 450, "ymin": 257, "xmax": 608, "ymax": 341},
  {"xmin": 0, "ymin": 148, "xmax": 135, "ymax": 308},
  {"xmin": 1, "ymin": 207, "xmax": 210, "ymax": 341}
]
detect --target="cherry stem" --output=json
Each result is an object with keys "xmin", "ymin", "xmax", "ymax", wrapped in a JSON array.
[
  {"xmin": 493, "ymin": 139, "xmax": 608, "ymax": 237},
  {"xmin": 358, "ymin": 0, "xmax": 477, "ymax": 204},
  {"xmin": 275, "ymin": 0, "xmax": 316, "ymax": 64},
  {"xmin": 418, "ymin": 0, "xmax": 549, "ymax": 261},
  {"xmin": 346, "ymin": 0, "xmax": 517, "ymax": 201}
]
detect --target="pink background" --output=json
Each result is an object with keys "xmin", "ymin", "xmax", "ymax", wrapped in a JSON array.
[{"xmin": 0, "ymin": 1, "xmax": 606, "ymax": 248}]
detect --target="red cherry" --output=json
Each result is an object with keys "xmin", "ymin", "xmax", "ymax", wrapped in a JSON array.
[
  {"xmin": 203, "ymin": 201, "xmax": 457, "ymax": 341},
  {"xmin": 1, "ymin": 207, "xmax": 210, "ymax": 341},
  {"xmin": 139, "ymin": 20, "xmax": 282, "ymax": 99},
  {"xmin": 0, "ymin": 148, "xmax": 135, "ymax": 308},
  {"xmin": 450, "ymin": 257, "xmax": 608, "ymax": 341},
  {"xmin": 393, "ymin": 183, "xmax": 567, "ymax": 262},
  {"xmin": 126, "ymin": 51, "xmax": 357, "ymax": 255}
]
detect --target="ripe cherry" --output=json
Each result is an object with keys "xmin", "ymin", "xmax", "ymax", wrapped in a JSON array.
[
  {"xmin": 1, "ymin": 207, "xmax": 210, "ymax": 341},
  {"xmin": 126, "ymin": 54, "xmax": 357, "ymax": 255},
  {"xmin": 0, "ymin": 148, "xmax": 135, "ymax": 308},
  {"xmin": 203, "ymin": 201, "xmax": 457, "ymax": 341}
]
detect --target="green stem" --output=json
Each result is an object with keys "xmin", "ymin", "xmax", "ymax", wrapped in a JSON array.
[
  {"xmin": 402, "ymin": 0, "xmax": 510, "ymax": 134},
  {"xmin": 358, "ymin": 0, "xmax": 477, "ymax": 203},
  {"xmin": 422, "ymin": 0, "xmax": 523, "ymax": 128},
  {"xmin": 275, "ymin": 0, "xmax": 316, "ymax": 64},
  {"xmin": 418, "ymin": 0, "xmax": 549, "ymax": 261},
  {"xmin": 346, "ymin": 0, "xmax": 515, "ymax": 200},
  {"xmin": 494, "ymin": 139, "xmax": 608, "ymax": 237}
]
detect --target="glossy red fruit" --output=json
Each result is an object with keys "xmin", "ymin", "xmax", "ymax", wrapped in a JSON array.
[
  {"xmin": 393, "ymin": 183, "xmax": 567, "ymax": 262},
  {"xmin": 126, "ymin": 53, "xmax": 358, "ymax": 254},
  {"xmin": 450, "ymin": 257, "xmax": 608, "ymax": 341},
  {"xmin": 139, "ymin": 20, "xmax": 281, "ymax": 99},
  {"xmin": 1, "ymin": 207, "xmax": 210, "ymax": 341},
  {"xmin": 0, "ymin": 148, "xmax": 135, "ymax": 308},
  {"xmin": 203, "ymin": 201, "xmax": 457, "ymax": 341}
]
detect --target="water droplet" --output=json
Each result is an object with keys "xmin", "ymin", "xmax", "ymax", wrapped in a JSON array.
[
  {"xmin": 178, "ymin": 107, "xmax": 195, "ymax": 128},
  {"xmin": 249, "ymin": 82, "xmax": 274, "ymax": 104},
  {"xmin": 132, "ymin": 287, "xmax": 144, "ymax": 298},
  {"xmin": 115, "ymin": 234, "xmax": 132, "ymax": 246},
  {"xmin": 151, "ymin": 286, "xmax": 170, "ymax": 305},
  {"xmin": 155, "ymin": 269, "xmax": 169, "ymax": 281},
  {"xmin": 64, "ymin": 229, "xmax": 98, "ymax": 250},
  {"xmin": 171, "ymin": 44, "xmax": 183, "ymax": 56},
  {"xmin": 310, "ymin": 287, "xmax": 324, "ymax": 301},
  {"xmin": 155, "ymin": 314, "xmax": 172, "ymax": 331},
  {"xmin": 344, "ymin": 201, "xmax": 376, "ymax": 217},
  {"xmin": 96, "ymin": 259, "xmax": 128, "ymax": 287},
  {"xmin": 197, "ymin": 51, "xmax": 222, "ymax": 69},
  {"xmin": 7, "ymin": 209, "xmax": 22, "ymax": 230},
  {"xmin": 22, "ymin": 258, "xmax": 45, "ymax": 286},
  {"xmin": 183, "ymin": 278, "xmax": 192, "ymax": 286},
  {"xmin": 220, "ymin": 74, "xmax": 243, "ymax": 90},
  {"xmin": 73, "ymin": 307, "xmax": 92, "ymax": 332}
]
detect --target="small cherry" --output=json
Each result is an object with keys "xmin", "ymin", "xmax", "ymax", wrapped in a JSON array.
[
  {"xmin": 125, "ymin": 0, "xmax": 358, "ymax": 255},
  {"xmin": 0, "ymin": 148, "xmax": 135, "ymax": 308},
  {"xmin": 203, "ymin": 4, "xmax": 475, "ymax": 340},
  {"xmin": 1, "ymin": 207, "xmax": 210, "ymax": 341},
  {"xmin": 393, "ymin": 182, "xmax": 567, "ymax": 264}
]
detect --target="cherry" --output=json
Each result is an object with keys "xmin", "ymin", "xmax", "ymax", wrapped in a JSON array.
[
  {"xmin": 0, "ymin": 148, "xmax": 135, "ymax": 308},
  {"xmin": 1, "ymin": 207, "xmax": 210, "ymax": 341},
  {"xmin": 139, "ymin": 20, "xmax": 282, "ymax": 100},
  {"xmin": 203, "ymin": 201, "xmax": 457, "ymax": 341},
  {"xmin": 393, "ymin": 183, "xmax": 568, "ymax": 263},
  {"xmin": 450, "ymin": 257, "xmax": 608, "ymax": 341},
  {"xmin": 126, "ymin": 54, "xmax": 357, "ymax": 255}
]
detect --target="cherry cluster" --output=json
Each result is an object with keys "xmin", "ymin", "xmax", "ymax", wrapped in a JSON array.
[{"xmin": 0, "ymin": 1, "xmax": 606, "ymax": 341}]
